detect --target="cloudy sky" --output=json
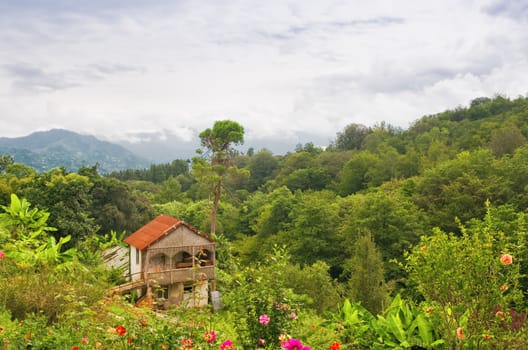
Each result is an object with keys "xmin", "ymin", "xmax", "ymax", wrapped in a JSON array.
[{"xmin": 0, "ymin": 0, "xmax": 527, "ymax": 156}]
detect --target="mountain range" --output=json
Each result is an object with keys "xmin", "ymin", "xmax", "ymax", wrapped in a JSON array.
[
  {"xmin": 0, "ymin": 127, "xmax": 323, "ymax": 173},
  {"xmin": 0, "ymin": 129, "xmax": 151, "ymax": 173}
]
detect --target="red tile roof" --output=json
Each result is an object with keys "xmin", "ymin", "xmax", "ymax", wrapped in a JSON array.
[{"xmin": 124, "ymin": 214, "xmax": 213, "ymax": 250}]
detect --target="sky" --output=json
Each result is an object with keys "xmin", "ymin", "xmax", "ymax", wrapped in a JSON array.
[{"xmin": 0, "ymin": 0, "xmax": 527, "ymax": 157}]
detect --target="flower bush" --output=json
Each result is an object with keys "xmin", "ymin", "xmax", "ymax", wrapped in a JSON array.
[
  {"xmin": 404, "ymin": 205, "xmax": 526, "ymax": 348},
  {"xmin": 223, "ymin": 247, "xmax": 310, "ymax": 349}
]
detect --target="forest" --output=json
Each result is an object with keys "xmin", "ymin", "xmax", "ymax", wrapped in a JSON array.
[{"xmin": 1, "ymin": 94, "xmax": 528, "ymax": 349}]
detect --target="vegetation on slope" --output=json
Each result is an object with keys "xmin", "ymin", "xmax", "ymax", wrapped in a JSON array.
[{"xmin": 1, "ymin": 95, "xmax": 528, "ymax": 347}]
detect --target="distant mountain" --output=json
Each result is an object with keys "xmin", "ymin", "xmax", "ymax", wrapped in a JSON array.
[{"xmin": 0, "ymin": 129, "xmax": 150, "ymax": 173}]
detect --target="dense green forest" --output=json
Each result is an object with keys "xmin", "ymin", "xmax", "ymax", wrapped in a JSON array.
[{"xmin": 2, "ymin": 95, "xmax": 528, "ymax": 348}]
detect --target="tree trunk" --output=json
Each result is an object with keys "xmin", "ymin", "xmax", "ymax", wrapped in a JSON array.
[{"xmin": 210, "ymin": 179, "xmax": 222, "ymax": 235}]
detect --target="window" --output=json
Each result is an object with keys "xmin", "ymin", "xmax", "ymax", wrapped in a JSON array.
[
  {"xmin": 135, "ymin": 248, "xmax": 140, "ymax": 265},
  {"xmin": 156, "ymin": 285, "xmax": 169, "ymax": 299}
]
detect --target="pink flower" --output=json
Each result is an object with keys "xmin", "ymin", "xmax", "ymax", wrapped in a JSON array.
[
  {"xmin": 259, "ymin": 338, "xmax": 265, "ymax": 345},
  {"xmin": 288, "ymin": 312, "xmax": 298, "ymax": 320},
  {"xmin": 81, "ymin": 337, "xmax": 88, "ymax": 344},
  {"xmin": 0, "ymin": 251, "xmax": 4, "ymax": 259},
  {"xmin": 220, "ymin": 339, "xmax": 233, "ymax": 350},
  {"xmin": 259, "ymin": 314, "xmax": 270, "ymax": 325},
  {"xmin": 500, "ymin": 254, "xmax": 513, "ymax": 265},
  {"xmin": 281, "ymin": 338, "xmax": 311, "ymax": 350},
  {"xmin": 204, "ymin": 331, "xmax": 216, "ymax": 343}
]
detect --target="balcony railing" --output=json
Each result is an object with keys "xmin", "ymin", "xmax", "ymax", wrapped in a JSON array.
[{"xmin": 147, "ymin": 265, "xmax": 215, "ymax": 284}]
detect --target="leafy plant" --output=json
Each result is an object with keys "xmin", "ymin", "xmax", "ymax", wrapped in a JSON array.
[
  {"xmin": 322, "ymin": 298, "xmax": 375, "ymax": 348},
  {"xmin": 371, "ymin": 294, "xmax": 444, "ymax": 349}
]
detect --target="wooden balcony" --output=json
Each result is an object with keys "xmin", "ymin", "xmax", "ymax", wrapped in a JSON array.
[{"xmin": 147, "ymin": 265, "xmax": 215, "ymax": 285}]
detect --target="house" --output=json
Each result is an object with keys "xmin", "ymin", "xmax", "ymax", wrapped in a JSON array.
[{"xmin": 114, "ymin": 214, "xmax": 216, "ymax": 308}]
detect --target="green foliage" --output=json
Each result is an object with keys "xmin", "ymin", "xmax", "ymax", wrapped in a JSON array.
[
  {"xmin": 371, "ymin": 294, "xmax": 444, "ymax": 349},
  {"xmin": 251, "ymin": 186, "xmax": 296, "ymax": 237},
  {"xmin": 0, "ymin": 193, "xmax": 56, "ymax": 241},
  {"xmin": 198, "ymin": 120, "xmax": 244, "ymax": 156},
  {"xmin": 404, "ymin": 204, "xmax": 525, "ymax": 348},
  {"xmin": 283, "ymin": 261, "xmax": 343, "ymax": 313},
  {"xmin": 340, "ymin": 191, "xmax": 426, "ymax": 280},
  {"xmin": 322, "ymin": 295, "xmax": 444, "ymax": 349},
  {"xmin": 155, "ymin": 199, "xmax": 239, "ymax": 238},
  {"xmin": 223, "ymin": 246, "xmax": 305, "ymax": 348},
  {"xmin": 339, "ymin": 151, "xmax": 381, "ymax": 195},
  {"xmin": 323, "ymin": 298, "xmax": 376, "ymax": 348},
  {"xmin": 413, "ymin": 149, "xmax": 507, "ymax": 233},
  {"xmin": 489, "ymin": 125, "xmax": 527, "ymax": 157},
  {"xmin": 247, "ymin": 149, "xmax": 279, "ymax": 191},
  {"xmin": 283, "ymin": 167, "xmax": 331, "ymax": 192},
  {"xmin": 108, "ymin": 159, "xmax": 191, "ymax": 184},
  {"xmin": 88, "ymin": 175, "xmax": 155, "ymax": 235},
  {"xmin": 332, "ymin": 123, "xmax": 370, "ymax": 150},
  {"xmin": 278, "ymin": 190, "xmax": 341, "ymax": 267},
  {"xmin": 0, "ymin": 154, "xmax": 14, "ymax": 174},
  {"xmin": 20, "ymin": 169, "xmax": 98, "ymax": 241},
  {"xmin": 0, "ymin": 194, "xmax": 108, "ymax": 321},
  {"xmin": 343, "ymin": 232, "xmax": 391, "ymax": 315},
  {"xmin": 195, "ymin": 120, "xmax": 245, "ymax": 234}
]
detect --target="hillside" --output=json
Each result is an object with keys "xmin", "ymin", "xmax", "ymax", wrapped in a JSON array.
[{"xmin": 0, "ymin": 129, "xmax": 150, "ymax": 173}]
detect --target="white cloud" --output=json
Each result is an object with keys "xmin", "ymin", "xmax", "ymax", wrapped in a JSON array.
[{"xmin": 0, "ymin": 0, "xmax": 527, "ymax": 154}]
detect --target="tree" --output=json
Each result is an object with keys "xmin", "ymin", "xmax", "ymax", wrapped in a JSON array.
[
  {"xmin": 343, "ymin": 232, "xmax": 391, "ymax": 315},
  {"xmin": 278, "ymin": 190, "xmax": 341, "ymax": 268},
  {"xmin": 20, "ymin": 168, "xmax": 97, "ymax": 242},
  {"xmin": 247, "ymin": 149, "xmax": 279, "ymax": 191},
  {"xmin": 413, "ymin": 149, "xmax": 507, "ymax": 232},
  {"xmin": 489, "ymin": 125, "xmax": 526, "ymax": 157},
  {"xmin": 283, "ymin": 167, "xmax": 331, "ymax": 192},
  {"xmin": 283, "ymin": 260, "xmax": 342, "ymax": 313},
  {"xmin": 332, "ymin": 123, "xmax": 369, "ymax": 150},
  {"xmin": 0, "ymin": 154, "xmax": 14, "ymax": 174},
  {"xmin": 340, "ymin": 191, "xmax": 426, "ymax": 281},
  {"xmin": 195, "ymin": 120, "xmax": 244, "ymax": 234},
  {"xmin": 338, "ymin": 151, "xmax": 381, "ymax": 195},
  {"xmin": 88, "ymin": 176, "xmax": 154, "ymax": 235}
]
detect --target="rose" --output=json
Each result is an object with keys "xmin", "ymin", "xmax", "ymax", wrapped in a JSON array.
[{"xmin": 500, "ymin": 253, "xmax": 513, "ymax": 265}]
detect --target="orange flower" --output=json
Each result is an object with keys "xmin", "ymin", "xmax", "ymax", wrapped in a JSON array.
[
  {"xmin": 500, "ymin": 284, "xmax": 509, "ymax": 292},
  {"xmin": 420, "ymin": 245, "xmax": 427, "ymax": 252},
  {"xmin": 483, "ymin": 333, "xmax": 491, "ymax": 341},
  {"xmin": 115, "ymin": 325, "xmax": 126, "ymax": 337},
  {"xmin": 500, "ymin": 254, "xmax": 513, "ymax": 265},
  {"xmin": 456, "ymin": 327, "xmax": 464, "ymax": 340},
  {"xmin": 330, "ymin": 341, "xmax": 340, "ymax": 350},
  {"xmin": 426, "ymin": 306, "xmax": 434, "ymax": 314},
  {"xmin": 495, "ymin": 310, "xmax": 505, "ymax": 319}
]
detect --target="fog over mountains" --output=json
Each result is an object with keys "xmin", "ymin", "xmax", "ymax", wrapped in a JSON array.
[{"xmin": 0, "ymin": 128, "xmax": 320, "ymax": 173}]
